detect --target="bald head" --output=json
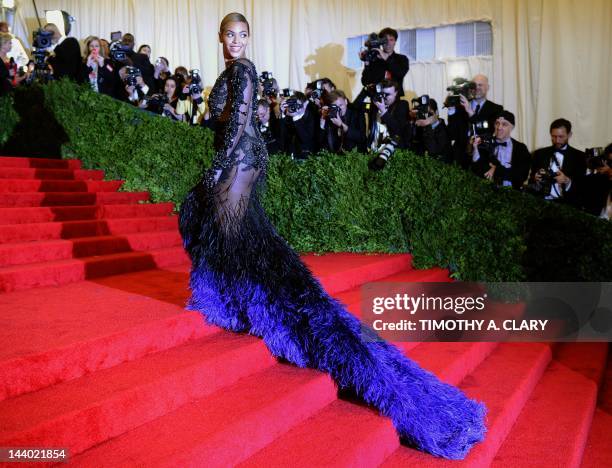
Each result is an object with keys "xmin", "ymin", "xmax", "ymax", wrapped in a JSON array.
[{"xmin": 473, "ymin": 74, "xmax": 490, "ymax": 100}]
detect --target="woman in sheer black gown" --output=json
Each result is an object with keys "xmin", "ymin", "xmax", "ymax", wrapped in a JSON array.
[{"xmin": 179, "ymin": 12, "xmax": 486, "ymax": 460}]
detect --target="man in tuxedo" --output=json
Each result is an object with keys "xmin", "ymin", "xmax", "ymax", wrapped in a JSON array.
[
  {"xmin": 469, "ymin": 110, "xmax": 531, "ymax": 189},
  {"xmin": 319, "ymin": 90, "xmax": 366, "ymax": 153},
  {"xmin": 447, "ymin": 74, "xmax": 503, "ymax": 169},
  {"xmin": 530, "ymin": 119, "xmax": 586, "ymax": 200},
  {"xmin": 44, "ymin": 23, "xmax": 82, "ymax": 82},
  {"xmin": 279, "ymin": 91, "xmax": 319, "ymax": 160}
]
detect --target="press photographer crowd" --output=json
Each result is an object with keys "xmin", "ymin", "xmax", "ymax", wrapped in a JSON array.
[{"xmin": 1, "ymin": 22, "xmax": 610, "ymax": 219}]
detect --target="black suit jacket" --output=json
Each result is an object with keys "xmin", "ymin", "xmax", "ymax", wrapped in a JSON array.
[
  {"xmin": 361, "ymin": 52, "xmax": 409, "ymax": 96},
  {"xmin": 49, "ymin": 37, "xmax": 83, "ymax": 82},
  {"xmin": 320, "ymin": 103, "xmax": 366, "ymax": 153},
  {"xmin": 448, "ymin": 99, "xmax": 503, "ymax": 141},
  {"xmin": 530, "ymin": 145, "xmax": 586, "ymax": 182},
  {"xmin": 280, "ymin": 103, "xmax": 320, "ymax": 159},
  {"xmin": 0, "ymin": 59, "xmax": 11, "ymax": 96},
  {"xmin": 472, "ymin": 138, "xmax": 531, "ymax": 189},
  {"xmin": 367, "ymin": 99, "xmax": 411, "ymax": 149}
]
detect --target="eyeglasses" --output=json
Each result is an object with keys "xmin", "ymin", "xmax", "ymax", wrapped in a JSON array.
[{"xmin": 382, "ymin": 93, "xmax": 394, "ymax": 97}]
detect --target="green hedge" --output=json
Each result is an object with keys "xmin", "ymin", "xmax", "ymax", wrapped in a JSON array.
[
  {"xmin": 0, "ymin": 95, "xmax": 19, "ymax": 146},
  {"xmin": 2, "ymin": 80, "xmax": 611, "ymax": 282}
]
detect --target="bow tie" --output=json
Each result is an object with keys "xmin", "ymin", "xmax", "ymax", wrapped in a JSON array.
[{"xmin": 494, "ymin": 141, "xmax": 508, "ymax": 147}]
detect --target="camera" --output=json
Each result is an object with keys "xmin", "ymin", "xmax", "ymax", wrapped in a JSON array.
[
  {"xmin": 309, "ymin": 80, "xmax": 324, "ymax": 101},
  {"xmin": 123, "ymin": 66, "xmax": 142, "ymax": 87},
  {"xmin": 32, "ymin": 29, "xmax": 53, "ymax": 50},
  {"xmin": 110, "ymin": 41, "xmax": 131, "ymax": 63},
  {"xmin": 369, "ymin": 136, "xmax": 398, "ymax": 171},
  {"xmin": 446, "ymin": 77, "xmax": 477, "ymax": 107},
  {"xmin": 365, "ymin": 83, "xmax": 385, "ymax": 103},
  {"xmin": 188, "ymin": 69, "xmax": 202, "ymax": 95},
  {"xmin": 328, "ymin": 104, "xmax": 341, "ymax": 119},
  {"xmin": 412, "ymin": 95, "xmax": 430, "ymax": 120},
  {"xmin": 586, "ymin": 147, "xmax": 610, "ymax": 171},
  {"xmin": 259, "ymin": 71, "xmax": 277, "ymax": 98},
  {"xmin": 146, "ymin": 93, "xmax": 170, "ymax": 115},
  {"xmin": 361, "ymin": 32, "xmax": 388, "ymax": 62},
  {"xmin": 281, "ymin": 89, "xmax": 301, "ymax": 114}
]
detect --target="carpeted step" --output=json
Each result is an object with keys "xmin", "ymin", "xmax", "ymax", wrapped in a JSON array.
[
  {"xmin": 581, "ymin": 409, "xmax": 612, "ymax": 467},
  {"xmin": 0, "ymin": 231, "xmax": 183, "ymax": 267},
  {"xmin": 303, "ymin": 253, "xmax": 412, "ymax": 293},
  {"xmin": 0, "ymin": 167, "xmax": 104, "ymax": 180},
  {"xmin": 68, "ymin": 364, "xmax": 337, "ymax": 467},
  {"xmin": 0, "ymin": 156, "xmax": 81, "ymax": 169},
  {"xmin": 239, "ymin": 342, "xmax": 496, "ymax": 467},
  {"xmin": 381, "ymin": 343, "xmax": 551, "ymax": 467},
  {"xmin": 0, "ymin": 191, "xmax": 149, "ymax": 207},
  {"xmin": 0, "ymin": 254, "xmax": 416, "ymax": 398},
  {"xmin": 0, "ymin": 216, "xmax": 178, "ymax": 243},
  {"xmin": 0, "ymin": 179, "xmax": 123, "ymax": 193},
  {"xmin": 491, "ymin": 359, "xmax": 599, "ymax": 467},
  {"xmin": 240, "ymin": 399, "xmax": 399, "ymax": 468},
  {"xmin": 0, "ymin": 332, "xmax": 277, "ymax": 458},
  {"xmin": 0, "ymin": 279, "xmax": 211, "ymax": 401},
  {"xmin": 0, "ymin": 203, "xmax": 174, "ymax": 225},
  {"xmin": 580, "ymin": 348, "xmax": 612, "ymax": 468},
  {"xmin": 552, "ymin": 342, "xmax": 609, "ymax": 387},
  {"xmin": 0, "ymin": 246, "xmax": 189, "ymax": 292}
]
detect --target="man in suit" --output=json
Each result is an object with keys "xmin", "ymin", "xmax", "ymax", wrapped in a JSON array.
[
  {"xmin": 447, "ymin": 74, "xmax": 503, "ymax": 169},
  {"xmin": 413, "ymin": 98, "xmax": 452, "ymax": 163},
  {"xmin": 360, "ymin": 27, "xmax": 409, "ymax": 98},
  {"xmin": 367, "ymin": 79, "xmax": 411, "ymax": 151},
  {"xmin": 279, "ymin": 91, "xmax": 319, "ymax": 160},
  {"xmin": 319, "ymin": 90, "xmax": 366, "ymax": 153},
  {"xmin": 469, "ymin": 110, "xmax": 531, "ymax": 189},
  {"xmin": 43, "ymin": 23, "xmax": 82, "ymax": 82},
  {"xmin": 530, "ymin": 119, "xmax": 586, "ymax": 200},
  {"xmin": 256, "ymin": 99, "xmax": 281, "ymax": 155}
]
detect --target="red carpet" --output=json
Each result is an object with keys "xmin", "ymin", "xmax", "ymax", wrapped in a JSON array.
[{"xmin": 0, "ymin": 156, "xmax": 609, "ymax": 467}]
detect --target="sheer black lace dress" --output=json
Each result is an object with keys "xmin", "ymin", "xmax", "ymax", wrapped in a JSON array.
[{"xmin": 179, "ymin": 58, "xmax": 486, "ymax": 459}]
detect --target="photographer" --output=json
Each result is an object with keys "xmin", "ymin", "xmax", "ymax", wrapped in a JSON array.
[
  {"xmin": 0, "ymin": 32, "xmax": 16, "ymax": 95},
  {"xmin": 368, "ymin": 79, "xmax": 411, "ymax": 152},
  {"xmin": 319, "ymin": 90, "xmax": 366, "ymax": 153},
  {"xmin": 412, "ymin": 98, "xmax": 452, "ymax": 163},
  {"xmin": 81, "ymin": 36, "xmax": 115, "ymax": 96},
  {"xmin": 447, "ymin": 74, "xmax": 503, "ymax": 168},
  {"xmin": 118, "ymin": 65, "xmax": 150, "ymax": 106},
  {"xmin": 258, "ymin": 71, "xmax": 281, "ymax": 121},
  {"xmin": 469, "ymin": 111, "xmax": 531, "ymax": 189},
  {"xmin": 257, "ymin": 99, "xmax": 281, "ymax": 155},
  {"xmin": 120, "ymin": 33, "xmax": 155, "ymax": 90},
  {"xmin": 360, "ymin": 28, "xmax": 409, "ymax": 98},
  {"xmin": 569, "ymin": 144, "xmax": 612, "ymax": 217},
  {"xmin": 153, "ymin": 57, "xmax": 171, "ymax": 94},
  {"xmin": 144, "ymin": 75, "xmax": 182, "ymax": 121},
  {"xmin": 530, "ymin": 119, "xmax": 586, "ymax": 201},
  {"xmin": 42, "ymin": 23, "xmax": 82, "ymax": 83},
  {"xmin": 176, "ymin": 70, "xmax": 206, "ymax": 126},
  {"xmin": 279, "ymin": 90, "xmax": 319, "ymax": 160}
]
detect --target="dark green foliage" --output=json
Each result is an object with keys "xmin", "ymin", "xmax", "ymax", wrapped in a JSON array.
[
  {"xmin": 42, "ymin": 80, "xmax": 214, "ymax": 203},
  {"xmin": 0, "ymin": 94, "xmax": 20, "ymax": 147},
  {"xmin": 2, "ymin": 80, "xmax": 611, "ymax": 281}
]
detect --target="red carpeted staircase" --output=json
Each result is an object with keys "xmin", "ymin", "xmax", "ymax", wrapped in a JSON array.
[
  {"xmin": 0, "ymin": 156, "xmax": 187, "ymax": 293},
  {"xmin": 0, "ymin": 156, "xmax": 609, "ymax": 467}
]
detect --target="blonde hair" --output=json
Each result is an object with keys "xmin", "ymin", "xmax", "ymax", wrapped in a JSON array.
[
  {"xmin": 84, "ymin": 35, "xmax": 106, "ymax": 58},
  {"xmin": 219, "ymin": 12, "xmax": 249, "ymax": 35},
  {"xmin": 0, "ymin": 32, "xmax": 11, "ymax": 50}
]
